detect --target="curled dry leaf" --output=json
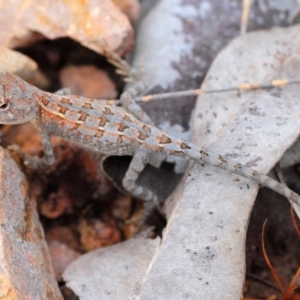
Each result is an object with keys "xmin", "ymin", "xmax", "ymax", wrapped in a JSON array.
[
  {"xmin": 0, "ymin": 0, "xmax": 134, "ymax": 54},
  {"xmin": 0, "ymin": 147, "xmax": 62, "ymax": 299}
]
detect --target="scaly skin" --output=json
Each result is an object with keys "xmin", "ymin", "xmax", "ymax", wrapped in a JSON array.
[{"xmin": 0, "ymin": 71, "xmax": 299, "ymax": 218}]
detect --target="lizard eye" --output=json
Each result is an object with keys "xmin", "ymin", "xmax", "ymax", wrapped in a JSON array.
[{"xmin": 0, "ymin": 102, "xmax": 9, "ymax": 110}]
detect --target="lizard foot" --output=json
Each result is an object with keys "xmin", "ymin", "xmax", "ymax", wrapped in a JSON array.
[{"xmin": 7, "ymin": 144, "xmax": 53, "ymax": 170}]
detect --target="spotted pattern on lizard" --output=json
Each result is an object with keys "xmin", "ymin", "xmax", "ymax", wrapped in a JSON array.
[{"xmin": 0, "ymin": 72, "xmax": 299, "ymax": 218}]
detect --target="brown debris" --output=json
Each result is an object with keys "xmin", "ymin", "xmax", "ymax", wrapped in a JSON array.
[
  {"xmin": 39, "ymin": 186, "xmax": 75, "ymax": 219},
  {"xmin": 111, "ymin": 194, "xmax": 132, "ymax": 220},
  {"xmin": 2, "ymin": 124, "xmax": 114, "ymax": 208},
  {"xmin": 45, "ymin": 226, "xmax": 79, "ymax": 251},
  {"xmin": 59, "ymin": 65, "xmax": 117, "ymax": 99},
  {"xmin": 78, "ymin": 219, "xmax": 121, "ymax": 252}
]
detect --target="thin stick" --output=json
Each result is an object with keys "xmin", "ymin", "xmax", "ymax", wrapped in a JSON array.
[
  {"xmin": 138, "ymin": 79, "xmax": 300, "ymax": 102},
  {"xmin": 240, "ymin": 0, "xmax": 252, "ymax": 35}
]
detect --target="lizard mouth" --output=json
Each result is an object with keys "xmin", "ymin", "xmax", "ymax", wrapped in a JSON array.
[{"xmin": 0, "ymin": 109, "xmax": 31, "ymax": 124}]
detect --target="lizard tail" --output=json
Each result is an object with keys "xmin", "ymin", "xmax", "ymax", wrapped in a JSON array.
[{"xmin": 155, "ymin": 134, "xmax": 300, "ymax": 211}]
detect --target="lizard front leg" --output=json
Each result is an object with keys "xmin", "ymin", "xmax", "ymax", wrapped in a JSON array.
[
  {"xmin": 16, "ymin": 125, "xmax": 55, "ymax": 169},
  {"xmin": 121, "ymin": 83, "xmax": 170, "ymax": 169},
  {"xmin": 38, "ymin": 127, "xmax": 56, "ymax": 165}
]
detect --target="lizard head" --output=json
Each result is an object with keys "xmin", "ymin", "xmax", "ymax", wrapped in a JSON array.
[{"xmin": 0, "ymin": 72, "xmax": 38, "ymax": 124}]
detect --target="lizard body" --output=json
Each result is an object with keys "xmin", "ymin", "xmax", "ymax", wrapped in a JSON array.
[{"xmin": 0, "ymin": 71, "xmax": 299, "ymax": 214}]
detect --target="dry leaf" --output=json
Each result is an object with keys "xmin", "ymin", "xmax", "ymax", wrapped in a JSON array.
[
  {"xmin": 63, "ymin": 234, "xmax": 160, "ymax": 299},
  {"xmin": 0, "ymin": 0, "xmax": 133, "ymax": 54}
]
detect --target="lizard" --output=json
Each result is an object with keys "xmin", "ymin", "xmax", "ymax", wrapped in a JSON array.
[{"xmin": 0, "ymin": 62, "xmax": 300, "ymax": 219}]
